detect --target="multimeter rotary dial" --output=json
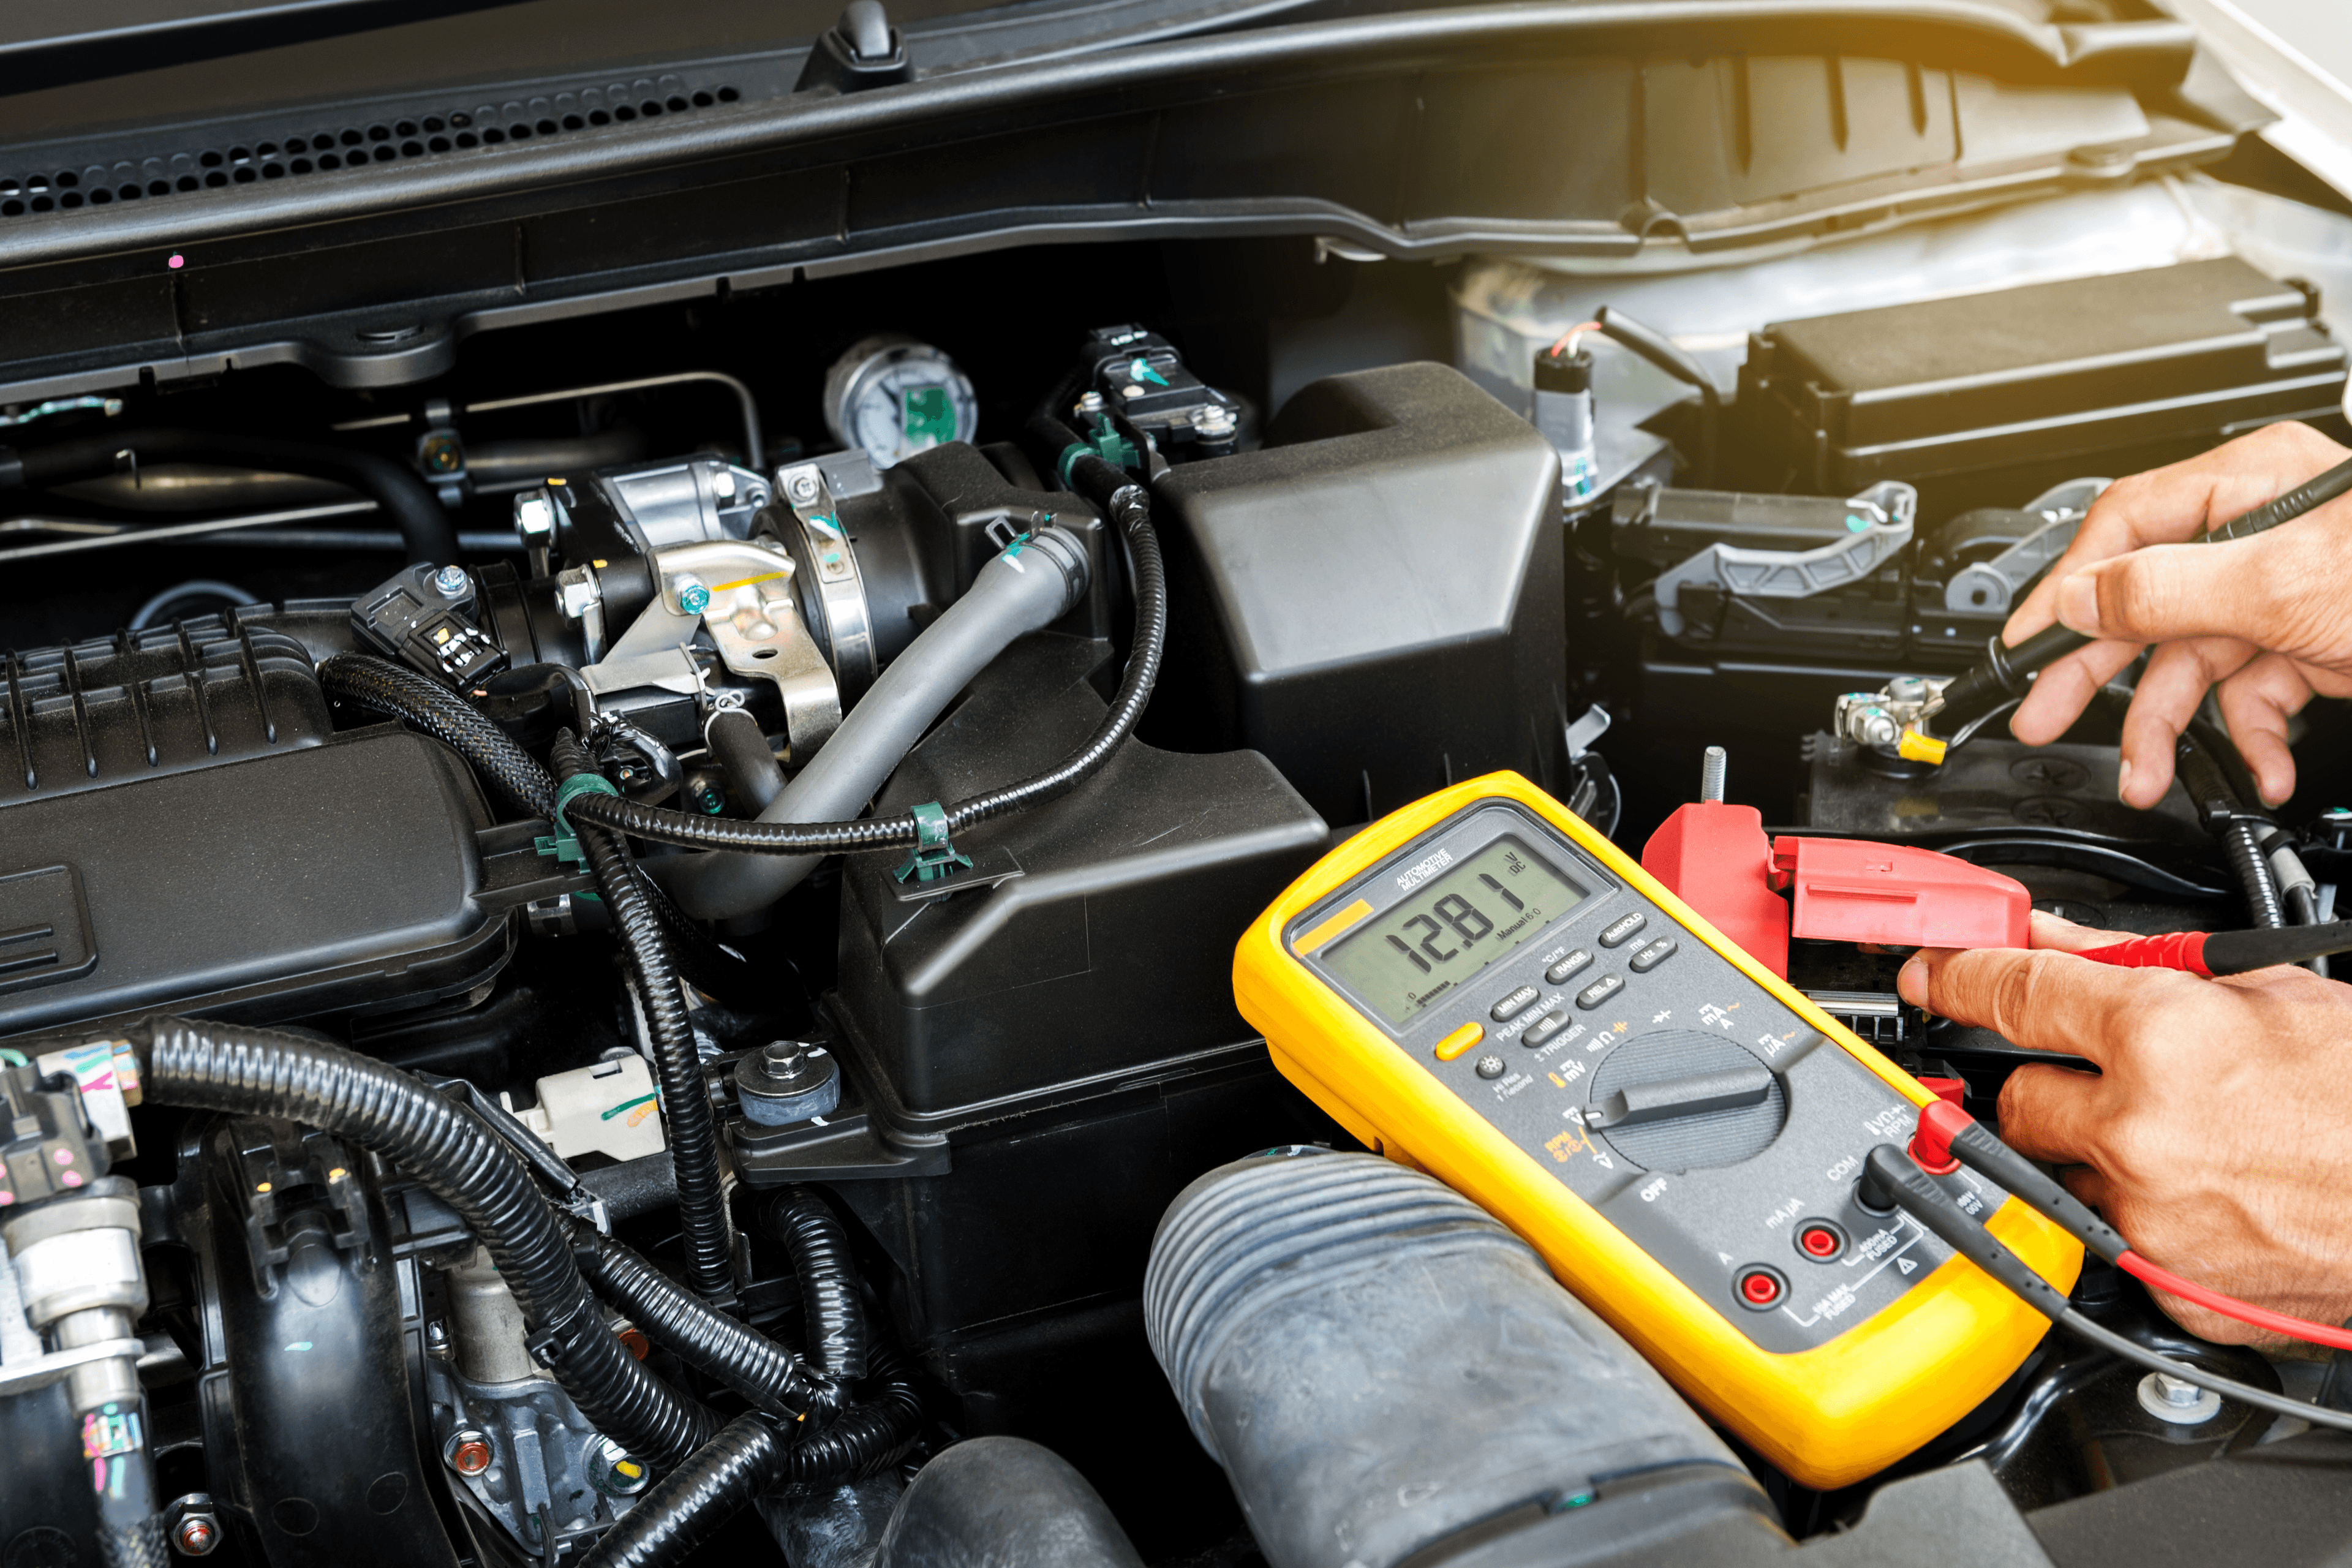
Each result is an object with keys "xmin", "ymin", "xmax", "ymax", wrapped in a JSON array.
[{"xmin": 1583, "ymin": 1030, "xmax": 1788, "ymax": 1172}]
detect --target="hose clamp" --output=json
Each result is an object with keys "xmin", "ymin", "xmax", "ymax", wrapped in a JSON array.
[{"xmin": 892, "ymin": 802, "xmax": 973, "ymax": 886}]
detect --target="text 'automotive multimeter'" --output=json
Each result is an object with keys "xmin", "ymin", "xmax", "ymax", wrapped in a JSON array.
[{"xmin": 1235, "ymin": 772, "xmax": 2081, "ymax": 1488}]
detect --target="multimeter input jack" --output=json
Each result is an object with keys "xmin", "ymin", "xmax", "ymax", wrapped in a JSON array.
[
  {"xmin": 1795, "ymin": 1222, "xmax": 1847, "ymax": 1262},
  {"xmin": 1735, "ymin": 1266, "xmax": 1789, "ymax": 1309}
]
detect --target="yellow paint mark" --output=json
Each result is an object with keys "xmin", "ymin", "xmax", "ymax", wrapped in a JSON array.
[
  {"xmin": 1292, "ymin": 898, "xmax": 1373, "ymax": 954},
  {"xmin": 326, "ymin": 1168, "xmax": 347, "ymax": 1180},
  {"xmin": 712, "ymin": 572, "xmax": 789, "ymax": 592},
  {"xmin": 1433, "ymin": 1022, "xmax": 1485, "ymax": 1061},
  {"xmin": 255, "ymin": 1182, "xmax": 272, "ymax": 1193}
]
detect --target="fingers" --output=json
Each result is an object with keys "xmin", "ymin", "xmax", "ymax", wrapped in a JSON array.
[
  {"xmin": 1894, "ymin": 946, "xmax": 2199, "ymax": 1065},
  {"xmin": 1995, "ymin": 1062, "xmax": 2109, "ymax": 1166},
  {"xmin": 2000, "ymin": 423, "xmax": 2350, "ymax": 644},
  {"xmin": 2111, "ymin": 637, "xmax": 2260, "ymax": 807},
  {"xmin": 2008, "ymin": 636, "xmax": 2144, "ymax": 746},
  {"xmin": 2025, "ymin": 908, "xmax": 2138, "ymax": 952},
  {"xmin": 2215, "ymin": 654, "xmax": 2315, "ymax": 807}
]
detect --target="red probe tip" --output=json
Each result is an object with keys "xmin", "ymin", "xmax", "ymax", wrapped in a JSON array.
[
  {"xmin": 2074, "ymin": 930, "xmax": 2211, "ymax": 975},
  {"xmin": 1908, "ymin": 1098, "xmax": 1973, "ymax": 1175}
]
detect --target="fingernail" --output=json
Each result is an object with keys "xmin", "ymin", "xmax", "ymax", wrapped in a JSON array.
[
  {"xmin": 2116, "ymin": 758, "xmax": 2133, "ymax": 802},
  {"xmin": 1897, "ymin": 955, "xmax": 1928, "ymax": 1006},
  {"xmin": 2056, "ymin": 574, "xmax": 2101, "ymax": 635}
]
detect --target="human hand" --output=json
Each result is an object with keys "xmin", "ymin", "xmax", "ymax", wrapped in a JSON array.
[
  {"xmin": 1997, "ymin": 422, "xmax": 2352, "ymax": 809},
  {"xmin": 1897, "ymin": 909, "xmax": 2352, "ymax": 1349}
]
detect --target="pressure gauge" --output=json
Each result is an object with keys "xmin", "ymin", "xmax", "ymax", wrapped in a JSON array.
[{"xmin": 821, "ymin": 335, "xmax": 979, "ymax": 468}]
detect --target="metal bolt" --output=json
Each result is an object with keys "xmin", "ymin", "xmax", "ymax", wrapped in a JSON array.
[
  {"xmin": 2136, "ymin": 1370, "xmax": 2221, "ymax": 1424},
  {"xmin": 449, "ymin": 1436, "xmax": 493, "ymax": 1477},
  {"xmin": 756, "ymin": 1041, "xmax": 812, "ymax": 1085},
  {"xmin": 1076, "ymin": 391, "xmax": 1107, "ymax": 415},
  {"xmin": 591, "ymin": 1436, "xmax": 652, "ymax": 1497},
  {"xmin": 431, "ymin": 564, "xmax": 469, "ymax": 598},
  {"xmin": 1193, "ymin": 404, "xmax": 1237, "ymax": 437},
  {"xmin": 426, "ymin": 1321, "xmax": 448, "ymax": 1346},
  {"xmin": 671, "ymin": 575, "xmax": 712, "ymax": 616},
  {"xmin": 712, "ymin": 468, "xmax": 737, "ymax": 501},
  {"xmin": 173, "ymin": 1513, "xmax": 219, "ymax": 1556},
  {"xmin": 787, "ymin": 471, "xmax": 821, "ymax": 504},
  {"xmin": 514, "ymin": 494, "xmax": 555, "ymax": 538},
  {"xmin": 1700, "ymin": 746, "xmax": 1728, "ymax": 804},
  {"xmin": 1887, "ymin": 675, "xmax": 1927, "ymax": 703},
  {"xmin": 556, "ymin": 567, "xmax": 600, "ymax": 620}
]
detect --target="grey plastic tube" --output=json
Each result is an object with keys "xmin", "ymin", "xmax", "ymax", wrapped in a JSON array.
[
  {"xmin": 1145, "ymin": 1149, "xmax": 1779, "ymax": 1568},
  {"xmin": 655, "ymin": 528, "xmax": 1088, "ymax": 919}
]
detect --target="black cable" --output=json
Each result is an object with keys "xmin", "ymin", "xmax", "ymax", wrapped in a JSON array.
[
  {"xmin": 1596, "ymin": 306, "xmax": 1718, "ymax": 486},
  {"xmin": 1861, "ymin": 1145, "xmax": 2352, "ymax": 1436},
  {"xmin": 783, "ymin": 1339, "xmax": 925, "ymax": 1484},
  {"xmin": 319, "ymin": 653, "xmax": 556, "ymax": 819},
  {"xmin": 572, "ymin": 1224, "xmax": 835, "ymax": 1417},
  {"xmin": 2, "ymin": 427, "xmax": 458, "ymax": 565},
  {"xmin": 767, "ymin": 1188, "xmax": 870, "ymax": 1382},
  {"xmin": 555, "ymin": 734, "xmax": 736, "ymax": 1306},
  {"xmin": 134, "ymin": 1015, "xmax": 721, "ymax": 1466},
  {"xmin": 562, "ymin": 451, "xmax": 1166, "ymax": 858},
  {"xmin": 574, "ymin": 1414, "xmax": 788, "ymax": 1568}
]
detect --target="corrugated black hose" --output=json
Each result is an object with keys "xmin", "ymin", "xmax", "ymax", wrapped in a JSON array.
[
  {"xmin": 130, "ymin": 1016, "xmax": 719, "ymax": 1468},
  {"xmin": 576, "ymin": 1414, "xmax": 790, "ymax": 1568},
  {"xmin": 318, "ymin": 653, "xmax": 556, "ymax": 820},
  {"xmin": 2172, "ymin": 720, "xmax": 2288, "ymax": 930},
  {"xmin": 554, "ymin": 734, "xmax": 737, "ymax": 1305},
  {"xmin": 561, "ymin": 439, "xmax": 1165, "ymax": 856},
  {"xmin": 767, "ymin": 1188, "xmax": 870, "ymax": 1381},
  {"xmin": 785, "ymin": 1340, "xmax": 924, "ymax": 1484},
  {"xmin": 573, "ymin": 1226, "xmax": 835, "ymax": 1417}
]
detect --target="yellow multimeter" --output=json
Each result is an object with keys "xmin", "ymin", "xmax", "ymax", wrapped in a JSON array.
[{"xmin": 1236, "ymin": 772, "xmax": 2079, "ymax": 1489}]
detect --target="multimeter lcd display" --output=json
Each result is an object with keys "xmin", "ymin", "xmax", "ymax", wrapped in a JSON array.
[{"xmin": 1321, "ymin": 837, "xmax": 1592, "ymax": 1025}]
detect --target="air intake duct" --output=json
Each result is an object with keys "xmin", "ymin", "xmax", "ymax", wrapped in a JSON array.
[{"xmin": 1144, "ymin": 1148, "xmax": 1784, "ymax": 1568}]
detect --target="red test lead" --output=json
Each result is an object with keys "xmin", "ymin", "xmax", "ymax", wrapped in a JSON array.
[
  {"xmin": 1909, "ymin": 1099, "xmax": 2352, "ymax": 1354},
  {"xmin": 2076, "ymin": 920, "xmax": 2352, "ymax": 978}
]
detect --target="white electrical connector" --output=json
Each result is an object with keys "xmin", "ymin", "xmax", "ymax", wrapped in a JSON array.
[{"xmin": 501, "ymin": 1054, "xmax": 666, "ymax": 1164}]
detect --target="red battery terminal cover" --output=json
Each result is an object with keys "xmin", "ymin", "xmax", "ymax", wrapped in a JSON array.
[
  {"xmin": 1769, "ymin": 837, "xmax": 2030, "ymax": 952},
  {"xmin": 1640, "ymin": 801, "xmax": 1790, "ymax": 977}
]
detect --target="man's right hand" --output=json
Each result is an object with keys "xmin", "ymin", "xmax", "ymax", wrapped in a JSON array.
[{"xmin": 1997, "ymin": 421, "xmax": 2352, "ymax": 809}]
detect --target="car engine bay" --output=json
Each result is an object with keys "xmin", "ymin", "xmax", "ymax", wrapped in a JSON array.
[{"xmin": 6, "ymin": 7, "xmax": 2352, "ymax": 1564}]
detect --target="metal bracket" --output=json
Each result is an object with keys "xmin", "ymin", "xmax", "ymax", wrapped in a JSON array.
[
  {"xmin": 1942, "ymin": 478, "xmax": 2109, "ymax": 616},
  {"xmin": 0, "ymin": 1336, "xmax": 148, "ymax": 1399},
  {"xmin": 652, "ymin": 537, "xmax": 842, "ymax": 760},
  {"xmin": 1655, "ymin": 480, "xmax": 1918, "ymax": 638}
]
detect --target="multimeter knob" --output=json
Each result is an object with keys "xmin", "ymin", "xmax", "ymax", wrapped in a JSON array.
[{"xmin": 1586, "ymin": 1031, "xmax": 1788, "ymax": 1171}]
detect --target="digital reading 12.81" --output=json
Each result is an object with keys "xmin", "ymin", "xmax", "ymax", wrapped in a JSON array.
[{"xmin": 1321, "ymin": 837, "xmax": 1592, "ymax": 1026}]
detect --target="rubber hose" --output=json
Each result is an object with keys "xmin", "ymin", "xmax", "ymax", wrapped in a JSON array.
[
  {"xmin": 4, "ymin": 428, "xmax": 456, "ymax": 564},
  {"xmin": 2224, "ymin": 819, "xmax": 2288, "ymax": 929},
  {"xmin": 706, "ymin": 707, "xmax": 786, "ymax": 813},
  {"xmin": 555, "ymin": 735, "xmax": 736, "ymax": 1303},
  {"xmin": 134, "ymin": 1015, "xmax": 717, "ymax": 1466},
  {"xmin": 318, "ymin": 654, "xmax": 556, "ymax": 819},
  {"xmin": 96, "ymin": 1517, "xmax": 170, "ymax": 1568},
  {"xmin": 576, "ymin": 1414, "xmax": 788, "ymax": 1568},
  {"xmin": 634, "ymin": 524, "xmax": 1095, "ymax": 916},
  {"xmin": 769, "ymin": 1188, "xmax": 870, "ymax": 1381},
  {"xmin": 573, "ymin": 1226, "xmax": 834, "ymax": 1416},
  {"xmin": 788, "ymin": 1341, "xmax": 925, "ymax": 1484},
  {"xmin": 873, "ymin": 1437, "xmax": 1145, "ymax": 1568}
]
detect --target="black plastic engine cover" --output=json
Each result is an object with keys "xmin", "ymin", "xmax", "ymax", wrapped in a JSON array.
[
  {"xmin": 1151, "ymin": 361, "xmax": 1569, "ymax": 826},
  {"xmin": 0, "ymin": 723, "xmax": 541, "ymax": 1040}
]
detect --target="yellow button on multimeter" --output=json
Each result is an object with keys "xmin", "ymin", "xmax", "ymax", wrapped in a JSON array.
[{"xmin": 1236, "ymin": 772, "xmax": 2081, "ymax": 1489}]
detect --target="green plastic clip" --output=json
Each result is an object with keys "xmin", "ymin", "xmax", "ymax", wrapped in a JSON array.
[
  {"xmin": 892, "ymin": 801, "xmax": 973, "ymax": 885},
  {"xmin": 1057, "ymin": 420, "xmax": 1139, "ymax": 488},
  {"xmin": 535, "ymin": 771, "xmax": 623, "ymax": 865}
]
